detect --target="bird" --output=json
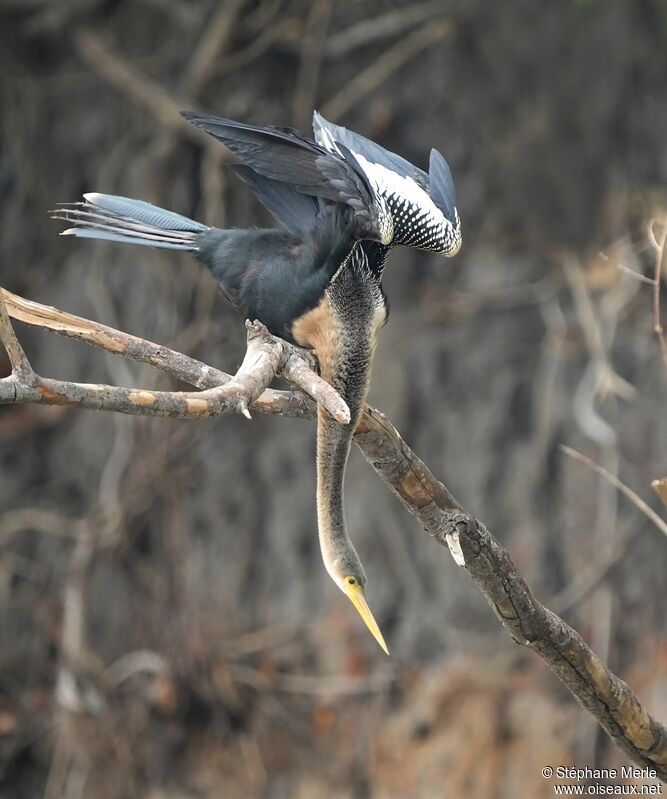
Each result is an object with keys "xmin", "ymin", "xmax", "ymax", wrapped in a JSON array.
[{"xmin": 49, "ymin": 112, "xmax": 462, "ymax": 655}]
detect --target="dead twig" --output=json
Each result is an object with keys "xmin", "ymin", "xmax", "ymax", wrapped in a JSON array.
[
  {"xmin": 648, "ymin": 218, "xmax": 667, "ymax": 374},
  {"xmin": 73, "ymin": 29, "xmax": 204, "ymax": 144},
  {"xmin": 560, "ymin": 445, "xmax": 667, "ymax": 540},
  {"xmin": 178, "ymin": 0, "xmax": 245, "ymax": 98},
  {"xmin": 321, "ymin": 18, "xmax": 453, "ymax": 121},
  {"xmin": 652, "ymin": 478, "xmax": 667, "ymax": 509},
  {"xmin": 323, "ymin": 1, "xmax": 447, "ymax": 59},
  {"xmin": 0, "ymin": 288, "xmax": 33, "ymax": 381},
  {"xmin": 599, "ymin": 252, "xmax": 656, "ymax": 286},
  {"xmin": 291, "ymin": 0, "xmax": 332, "ymax": 130}
]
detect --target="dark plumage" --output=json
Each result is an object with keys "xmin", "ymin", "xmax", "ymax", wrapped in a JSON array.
[
  {"xmin": 181, "ymin": 112, "xmax": 394, "ymax": 247},
  {"xmin": 51, "ymin": 192, "xmax": 382, "ymax": 347},
  {"xmin": 49, "ymin": 111, "xmax": 462, "ymax": 653}
]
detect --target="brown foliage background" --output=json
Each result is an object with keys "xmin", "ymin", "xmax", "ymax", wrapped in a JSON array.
[{"xmin": 1, "ymin": 1, "xmax": 666, "ymax": 797}]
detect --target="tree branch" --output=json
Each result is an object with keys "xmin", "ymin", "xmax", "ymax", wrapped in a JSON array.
[
  {"xmin": 1, "ymin": 317, "xmax": 287, "ymax": 420},
  {"xmin": 320, "ymin": 18, "xmax": 453, "ymax": 120},
  {"xmin": 73, "ymin": 28, "xmax": 197, "ymax": 140},
  {"xmin": 560, "ymin": 445, "xmax": 667, "ymax": 540},
  {"xmin": 1, "ymin": 288, "xmax": 348, "ymax": 422},
  {"xmin": 1, "ymin": 289, "xmax": 665, "ymax": 778},
  {"xmin": 0, "ymin": 288, "xmax": 33, "ymax": 381},
  {"xmin": 648, "ymin": 218, "xmax": 667, "ymax": 375},
  {"xmin": 353, "ymin": 409, "xmax": 667, "ymax": 777}
]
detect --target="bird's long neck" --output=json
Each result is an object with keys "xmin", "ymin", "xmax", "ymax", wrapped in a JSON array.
[
  {"xmin": 316, "ymin": 343, "xmax": 373, "ymax": 580},
  {"xmin": 311, "ymin": 252, "xmax": 385, "ymax": 581}
]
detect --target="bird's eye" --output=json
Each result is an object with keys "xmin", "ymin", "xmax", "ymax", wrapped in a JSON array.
[{"xmin": 347, "ymin": 577, "xmax": 356, "ymax": 585}]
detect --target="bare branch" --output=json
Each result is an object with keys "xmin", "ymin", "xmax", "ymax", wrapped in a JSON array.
[
  {"xmin": 3, "ymin": 288, "xmax": 229, "ymax": 389},
  {"xmin": 291, "ymin": 0, "xmax": 332, "ymax": 130},
  {"xmin": 323, "ymin": 1, "xmax": 447, "ymax": 59},
  {"xmin": 0, "ymin": 289, "xmax": 33, "ymax": 381},
  {"xmin": 281, "ymin": 344, "xmax": 350, "ymax": 424},
  {"xmin": 561, "ymin": 445, "xmax": 667, "ymax": 540},
  {"xmin": 2, "ymin": 290, "xmax": 665, "ymax": 776},
  {"xmin": 73, "ymin": 29, "xmax": 204, "ymax": 144},
  {"xmin": 652, "ymin": 478, "xmax": 667, "ymax": 510},
  {"xmin": 648, "ymin": 218, "xmax": 667, "ymax": 374},
  {"xmin": 2, "ymin": 288, "xmax": 342, "ymax": 420},
  {"xmin": 0, "ymin": 312, "xmax": 283, "ymax": 419},
  {"xmin": 321, "ymin": 18, "xmax": 452, "ymax": 120},
  {"xmin": 0, "ymin": 317, "xmax": 286, "ymax": 420},
  {"xmin": 178, "ymin": 0, "xmax": 245, "ymax": 97},
  {"xmin": 353, "ymin": 409, "xmax": 667, "ymax": 778}
]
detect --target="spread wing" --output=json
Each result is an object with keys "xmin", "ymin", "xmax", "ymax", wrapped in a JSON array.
[
  {"xmin": 181, "ymin": 112, "xmax": 391, "ymax": 243},
  {"xmin": 314, "ymin": 111, "xmax": 458, "ymax": 229},
  {"xmin": 230, "ymin": 165, "xmax": 319, "ymax": 237},
  {"xmin": 313, "ymin": 111, "xmax": 429, "ymax": 190}
]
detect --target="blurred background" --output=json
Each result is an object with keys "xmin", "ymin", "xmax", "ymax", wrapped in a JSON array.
[{"xmin": 1, "ymin": 1, "xmax": 667, "ymax": 797}]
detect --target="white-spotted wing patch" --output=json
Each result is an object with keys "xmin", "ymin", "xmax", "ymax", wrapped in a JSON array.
[
  {"xmin": 315, "ymin": 123, "xmax": 461, "ymax": 256},
  {"xmin": 353, "ymin": 154, "xmax": 460, "ymax": 255}
]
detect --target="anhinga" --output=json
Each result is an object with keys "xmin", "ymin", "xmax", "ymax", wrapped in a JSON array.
[{"xmin": 50, "ymin": 112, "xmax": 461, "ymax": 654}]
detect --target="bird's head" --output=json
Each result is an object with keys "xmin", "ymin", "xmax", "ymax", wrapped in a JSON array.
[{"xmin": 328, "ymin": 558, "xmax": 389, "ymax": 655}]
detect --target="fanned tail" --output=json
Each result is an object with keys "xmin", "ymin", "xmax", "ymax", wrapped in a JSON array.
[{"xmin": 49, "ymin": 193, "xmax": 210, "ymax": 251}]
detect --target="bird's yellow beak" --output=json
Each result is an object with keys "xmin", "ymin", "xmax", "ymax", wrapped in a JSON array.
[{"xmin": 344, "ymin": 582, "xmax": 390, "ymax": 655}]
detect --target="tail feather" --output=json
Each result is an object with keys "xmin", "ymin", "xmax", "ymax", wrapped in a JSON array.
[
  {"xmin": 49, "ymin": 193, "xmax": 209, "ymax": 252},
  {"xmin": 56, "ymin": 205, "xmax": 197, "ymax": 240},
  {"xmin": 83, "ymin": 193, "xmax": 208, "ymax": 233},
  {"xmin": 59, "ymin": 227, "xmax": 196, "ymax": 250}
]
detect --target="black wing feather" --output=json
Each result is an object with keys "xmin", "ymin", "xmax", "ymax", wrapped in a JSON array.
[
  {"xmin": 183, "ymin": 112, "xmax": 362, "ymax": 202},
  {"xmin": 428, "ymin": 148, "xmax": 457, "ymax": 223},
  {"xmin": 183, "ymin": 113, "xmax": 330, "ymax": 193},
  {"xmin": 182, "ymin": 111, "xmax": 383, "ymax": 239},
  {"xmin": 231, "ymin": 165, "xmax": 319, "ymax": 237},
  {"xmin": 313, "ymin": 111, "xmax": 429, "ymax": 189}
]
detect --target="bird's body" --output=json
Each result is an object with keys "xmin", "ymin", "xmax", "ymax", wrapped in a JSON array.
[
  {"xmin": 50, "ymin": 111, "xmax": 461, "ymax": 654},
  {"xmin": 196, "ymin": 216, "xmax": 386, "ymax": 349}
]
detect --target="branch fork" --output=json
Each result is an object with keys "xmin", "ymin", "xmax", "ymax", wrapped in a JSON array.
[
  {"xmin": 0, "ymin": 288, "xmax": 349, "ymax": 424},
  {"xmin": 1, "ymin": 286, "xmax": 666, "ymax": 779}
]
